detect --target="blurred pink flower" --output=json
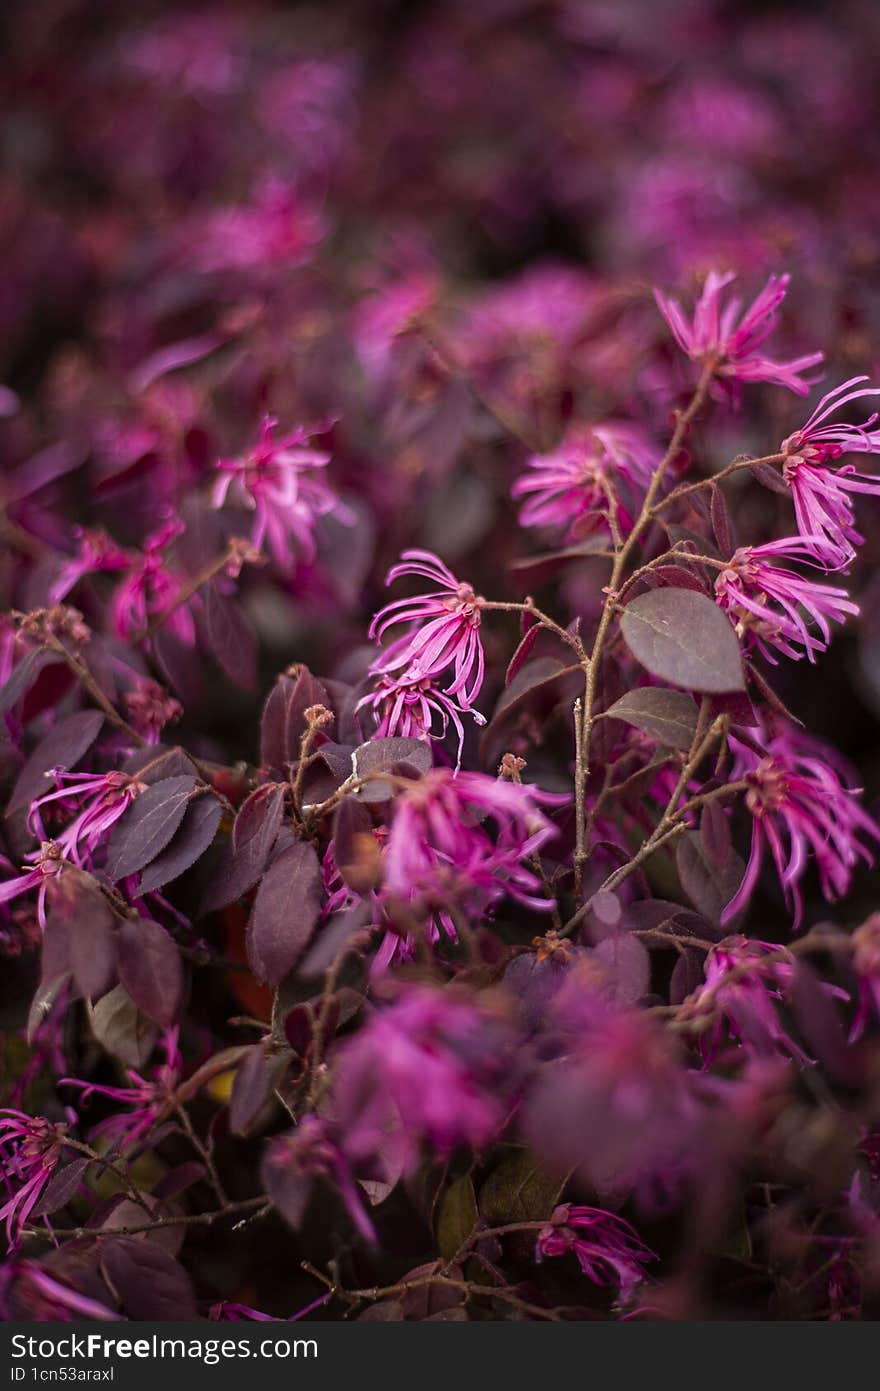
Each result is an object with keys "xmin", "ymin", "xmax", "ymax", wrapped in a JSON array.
[
  {"xmin": 536, "ymin": 1203, "xmax": 656, "ymax": 1302},
  {"xmin": 714, "ymin": 538, "xmax": 857, "ymax": 662},
  {"xmin": 512, "ymin": 423, "xmax": 656, "ymax": 540}
]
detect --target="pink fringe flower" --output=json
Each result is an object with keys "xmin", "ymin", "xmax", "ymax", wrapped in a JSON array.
[
  {"xmin": 111, "ymin": 516, "xmax": 194, "ymax": 644},
  {"xmin": 212, "ymin": 415, "xmax": 347, "ymax": 569},
  {"xmin": 781, "ymin": 377, "xmax": 880, "ymax": 567},
  {"xmin": 28, "ymin": 769, "xmax": 144, "ymax": 867},
  {"xmin": 368, "ymin": 550, "xmax": 486, "ymax": 709},
  {"xmin": 355, "ymin": 669, "xmax": 482, "ymax": 768},
  {"xmin": 0, "ymin": 843, "xmax": 67, "ymax": 930},
  {"xmin": 714, "ymin": 538, "xmax": 858, "ymax": 662},
  {"xmin": 512, "ymin": 423, "xmax": 657, "ymax": 540},
  {"xmin": 0, "ymin": 1111, "xmax": 70, "ymax": 1246},
  {"xmin": 535, "ymin": 1203, "xmax": 656, "ymax": 1303},
  {"xmin": 724, "ymin": 731, "xmax": 880, "ymax": 929},
  {"xmin": 60, "ymin": 1030, "xmax": 181, "ymax": 1152},
  {"xmin": 654, "ymin": 269, "xmax": 824, "ymax": 396}
]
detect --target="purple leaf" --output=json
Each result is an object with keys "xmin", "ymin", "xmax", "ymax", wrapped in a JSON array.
[
  {"xmin": 709, "ymin": 483, "xmax": 736, "ymax": 558},
  {"xmin": 700, "ymin": 801, "xmax": 732, "ymax": 872},
  {"xmin": 247, "ymin": 839, "xmax": 323, "ymax": 985},
  {"xmin": 202, "ymin": 582, "xmax": 257, "ymax": 692},
  {"xmin": 31, "ymin": 1158, "xmax": 91, "ymax": 1219},
  {"xmin": 229, "ymin": 1045, "xmax": 272, "ymax": 1136},
  {"xmin": 592, "ymin": 933, "xmax": 651, "ymax": 1005},
  {"xmin": 299, "ymin": 901, "xmax": 373, "ymax": 979},
  {"xmin": 620, "ymin": 588, "xmax": 745, "ymax": 693},
  {"xmin": 9, "ymin": 710, "xmax": 104, "ymax": 813},
  {"xmin": 67, "ymin": 884, "xmax": 117, "ymax": 1002},
  {"xmin": 202, "ymin": 782, "xmax": 286, "ymax": 911},
  {"xmin": 100, "ymin": 1237, "xmax": 197, "ymax": 1320},
  {"xmin": 105, "ymin": 775, "xmax": 196, "ymax": 881},
  {"xmin": 752, "ymin": 460, "xmax": 790, "ymax": 495},
  {"xmin": 88, "ymin": 983, "xmax": 158, "ymax": 1068},
  {"xmin": 0, "ymin": 648, "xmax": 60, "ymax": 715},
  {"xmin": 261, "ymin": 1137, "xmax": 313, "ymax": 1230},
  {"xmin": 352, "ymin": 736, "xmax": 432, "ymax": 801},
  {"xmin": 676, "ymin": 831, "xmax": 745, "ymax": 927},
  {"xmin": 670, "ymin": 948, "xmax": 706, "ymax": 1005},
  {"xmin": 332, "ymin": 797, "xmax": 380, "ymax": 892},
  {"xmin": 505, "ymin": 623, "xmax": 541, "ymax": 685},
  {"xmin": 605, "ymin": 687, "xmax": 698, "ymax": 749},
  {"xmin": 117, "ymin": 917, "xmax": 183, "ymax": 1028},
  {"xmin": 137, "ymin": 793, "xmax": 222, "ymax": 894}
]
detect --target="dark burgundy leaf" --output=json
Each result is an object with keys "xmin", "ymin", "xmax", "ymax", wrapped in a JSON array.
[
  {"xmin": 117, "ymin": 916, "xmax": 183, "ymax": 1028},
  {"xmin": 676, "ymin": 831, "xmax": 745, "ymax": 927},
  {"xmin": 88, "ymin": 983, "xmax": 158, "ymax": 1067},
  {"xmin": 247, "ymin": 839, "xmax": 323, "ymax": 985},
  {"xmin": 67, "ymin": 885, "xmax": 117, "ymax": 1002},
  {"xmin": 788, "ymin": 964, "xmax": 858, "ymax": 1085},
  {"xmin": 700, "ymin": 801, "xmax": 732, "ymax": 872},
  {"xmin": 352, "ymin": 736, "xmax": 431, "ymax": 801},
  {"xmin": 105, "ymin": 775, "xmax": 196, "ymax": 881},
  {"xmin": 153, "ymin": 626, "xmax": 203, "ymax": 707},
  {"xmin": 300, "ymin": 901, "xmax": 373, "ymax": 979},
  {"xmin": 0, "ymin": 648, "xmax": 59, "ymax": 714},
  {"xmin": 137, "ymin": 793, "xmax": 222, "ymax": 894},
  {"xmin": 752, "ymin": 460, "xmax": 790, "ymax": 494},
  {"xmin": 101, "ymin": 1237, "xmax": 197, "ymax": 1320},
  {"xmin": 9, "ymin": 710, "xmax": 104, "ymax": 813},
  {"xmin": 203, "ymin": 782, "xmax": 286, "ymax": 911},
  {"xmin": 229, "ymin": 1045, "xmax": 272, "ymax": 1136},
  {"xmin": 620, "ymin": 588, "xmax": 745, "ymax": 693},
  {"xmin": 709, "ymin": 482, "xmax": 736, "ymax": 558},
  {"xmin": 284, "ymin": 666, "xmax": 331, "ymax": 765},
  {"xmin": 31, "ymin": 1158, "xmax": 90, "ymax": 1218},
  {"xmin": 283, "ymin": 1003, "xmax": 316, "ymax": 1056},
  {"xmin": 505, "ymin": 623, "xmax": 541, "ymax": 685},
  {"xmin": 123, "ymin": 746, "xmax": 197, "ymax": 785},
  {"xmin": 202, "ymin": 581, "xmax": 257, "ymax": 692},
  {"xmin": 670, "ymin": 948, "xmax": 707, "ymax": 1005},
  {"xmin": 259, "ymin": 675, "xmax": 295, "ymax": 771},
  {"xmin": 592, "ymin": 933, "xmax": 651, "ymax": 1005},
  {"xmin": 333, "ymin": 797, "xmax": 380, "ymax": 893},
  {"xmin": 261, "ymin": 1138, "xmax": 313, "ymax": 1230},
  {"xmin": 605, "ymin": 687, "xmax": 698, "ymax": 749},
  {"xmin": 152, "ymin": 1162, "xmax": 207, "ymax": 1200},
  {"xmin": 651, "ymin": 564, "xmax": 708, "ymax": 593}
]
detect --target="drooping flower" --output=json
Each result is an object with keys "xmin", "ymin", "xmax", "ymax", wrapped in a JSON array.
[
  {"xmin": 355, "ymin": 667, "xmax": 482, "ymax": 768},
  {"xmin": 331, "ymin": 986, "xmax": 512, "ymax": 1174},
  {"xmin": 713, "ymin": 538, "xmax": 858, "ymax": 662},
  {"xmin": 681, "ymin": 935, "xmax": 846, "ymax": 1064},
  {"xmin": 512, "ymin": 423, "xmax": 656, "ymax": 541},
  {"xmin": 781, "ymin": 377, "xmax": 880, "ymax": 567},
  {"xmin": 654, "ymin": 270, "xmax": 824, "ymax": 396},
  {"xmin": 535, "ymin": 1203, "xmax": 656, "ymax": 1303},
  {"xmin": 0, "ymin": 842, "xmax": 67, "ymax": 930},
  {"xmin": 212, "ymin": 415, "xmax": 348, "ymax": 569},
  {"xmin": 60, "ymin": 1030, "xmax": 182, "ymax": 1152},
  {"xmin": 111, "ymin": 516, "xmax": 194, "ymax": 644},
  {"xmin": 28, "ymin": 768, "xmax": 144, "ymax": 867},
  {"xmin": 382, "ymin": 767, "xmax": 560, "ymax": 925},
  {"xmin": 0, "ymin": 1111, "xmax": 70, "ymax": 1246},
  {"xmin": 724, "ymin": 730, "xmax": 880, "ymax": 929},
  {"xmin": 368, "ymin": 550, "xmax": 486, "ymax": 709}
]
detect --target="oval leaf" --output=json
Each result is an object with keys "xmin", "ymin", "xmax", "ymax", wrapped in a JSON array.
[
  {"xmin": 203, "ymin": 782, "xmax": 286, "ymax": 912},
  {"xmin": 620, "ymin": 588, "xmax": 745, "ymax": 693},
  {"xmin": 605, "ymin": 687, "xmax": 698, "ymax": 750},
  {"xmin": 138, "ymin": 794, "xmax": 222, "ymax": 894},
  {"xmin": 117, "ymin": 917, "xmax": 183, "ymax": 1029},
  {"xmin": 105, "ymin": 775, "xmax": 196, "ymax": 881},
  {"xmin": 247, "ymin": 839, "xmax": 323, "ymax": 985}
]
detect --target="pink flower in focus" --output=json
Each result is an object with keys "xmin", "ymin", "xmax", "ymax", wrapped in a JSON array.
[
  {"xmin": 0, "ymin": 843, "xmax": 67, "ymax": 930},
  {"xmin": 356, "ymin": 668, "xmax": 482, "ymax": 768},
  {"xmin": 213, "ymin": 416, "xmax": 347, "ymax": 569},
  {"xmin": 654, "ymin": 269, "xmax": 824, "ymax": 396},
  {"xmin": 713, "ymin": 538, "xmax": 858, "ymax": 663},
  {"xmin": 368, "ymin": 550, "xmax": 485, "ymax": 709},
  {"xmin": 0, "ymin": 1111, "xmax": 69, "ymax": 1246},
  {"xmin": 28, "ymin": 769, "xmax": 143, "ymax": 867},
  {"xmin": 512, "ymin": 423, "xmax": 657, "ymax": 541},
  {"xmin": 724, "ymin": 731, "xmax": 880, "ymax": 928},
  {"xmin": 781, "ymin": 377, "xmax": 880, "ymax": 567},
  {"xmin": 535, "ymin": 1203, "xmax": 656, "ymax": 1303}
]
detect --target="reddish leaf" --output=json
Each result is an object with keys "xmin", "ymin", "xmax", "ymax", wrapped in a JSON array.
[
  {"xmin": 202, "ymin": 582, "xmax": 257, "ymax": 692},
  {"xmin": 105, "ymin": 775, "xmax": 196, "ymax": 881},
  {"xmin": 0, "ymin": 648, "xmax": 60, "ymax": 715},
  {"xmin": 709, "ymin": 483, "xmax": 736, "ymax": 558},
  {"xmin": 352, "ymin": 736, "xmax": 431, "ymax": 801},
  {"xmin": 605, "ymin": 687, "xmax": 698, "ymax": 750},
  {"xmin": 229, "ymin": 1045, "xmax": 272, "ymax": 1136},
  {"xmin": 31, "ymin": 1158, "xmax": 91, "ymax": 1219},
  {"xmin": 67, "ymin": 885, "xmax": 117, "ymax": 1002},
  {"xmin": 117, "ymin": 916, "xmax": 183, "ymax": 1028},
  {"xmin": 203, "ymin": 782, "xmax": 286, "ymax": 911},
  {"xmin": 505, "ymin": 623, "xmax": 541, "ymax": 685},
  {"xmin": 592, "ymin": 933, "xmax": 651, "ymax": 1005},
  {"xmin": 247, "ymin": 839, "xmax": 323, "ymax": 985},
  {"xmin": 261, "ymin": 1137, "xmax": 313, "ymax": 1230},
  {"xmin": 752, "ymin": 461, "xmax": 790, "ymax": 495},
  {"xmin": 620, "ymin": 588, "xmax": 745, "ymax": 693},
  {"xmin": 333, "ymin": 797, "xmax": 381, "ymax": 892},
  {"xmin": 101, "ymin": 1237, "xmax": 197, "ymax": 1320},
  {"xmin": 676, "ymin": 831, "xmax": 745, "ymax": 927},
  {"xmin": 137, "ymin": 793, "xmax": 222, "ymax": 894},
  {"xmin": 9, "ymin": 710, "xmax": 104, "ymax": 813}
]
